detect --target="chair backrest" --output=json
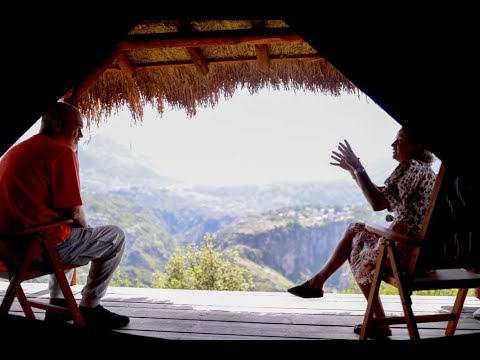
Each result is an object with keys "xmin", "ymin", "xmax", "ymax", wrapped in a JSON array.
[
  {"xmin": 419, "ymin": 163, "xmax": 479, "ymax": 271},
  {"xmin": 407, "ymin": 162, "xmax": 446, "ymax": 274}
]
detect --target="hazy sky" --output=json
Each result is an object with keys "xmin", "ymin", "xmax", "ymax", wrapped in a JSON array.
[{"xmin": 20, "ymin": 88, "xmax": 401, "ymax": 186}]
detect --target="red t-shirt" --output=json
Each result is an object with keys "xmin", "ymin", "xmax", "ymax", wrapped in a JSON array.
[{"xmin": 0, "ymin": 134, "xmax": 82, "ymax": 267}]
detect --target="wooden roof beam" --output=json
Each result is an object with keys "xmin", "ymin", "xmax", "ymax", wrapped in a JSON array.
[
  {"xmin": 251, "ymin": 20, "xmax": 270, "ymax": 71},
  {"xmin": 179, "ymin": 20, "xmax": 209, "ymax": 76},
  {"xmin": 255, "ymin": 45, "xmax": 271, "ymax": 71},
  {"xmin": 116, "ymin": 52, "xmax": 137, "ymax": 79},
  {"xmin": 105, "ymin": 54, "xmax": 323, "ymax": 72},
  {"xmin": 186, "ymin": 47, "xmax": 209, "ymax": 75},
  {"xmin": 119, "ymin": 28, "xmax": 302, "ymax": 50},
  {"xmin": 65, "ymin": 49, "xmax": 134, "ymax": 105},
  {"xmin": 65, "ymin": 51, "xmax": 119, "ymax": 105}
]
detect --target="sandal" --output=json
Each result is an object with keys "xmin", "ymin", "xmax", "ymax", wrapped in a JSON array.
[{"xmin": 353, "ymin": 323, "xmax": 392, "ymax": 339}]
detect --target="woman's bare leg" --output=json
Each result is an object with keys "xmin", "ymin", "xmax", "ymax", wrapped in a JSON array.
[
  {"xmin": 358, "ymin": 282, "xmax": 391, "ymax": 332},
  {"xmin": 309, "ymin": 225, "xmax": 356, "ymax": 289}
]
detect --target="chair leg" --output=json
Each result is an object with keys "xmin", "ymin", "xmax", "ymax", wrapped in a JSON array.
[
  {"xmin": 0, "ymin": 273, "xmax": 21, "ymax": 315},
  {"xmin": 44, "ymin": 238, "xmax": 85, "ymax": 326},
  {"xmin": 1, "ymin": 237, "xmax": 43, "ymax": 319},
  {"xmin": 0, "ymin": 273, "xmax": 35, "ymax": 319},
  {"xmin": 445, "ymin": 288, "xmax": 468, "ymax": 336},
  {"xmin": 388, "ymin": 244, "xmax": 419, "ymax": 340},
  {"xmin": 15, "ymin": 286, "xmax": 35, "ymax": 319},
  {"xmin": 51, "ymin": 267, "xmax": 85, "ymax": 326},
  {"xmin": 360, "ymin": 241, "xmax": 388, "ymax": 340}
]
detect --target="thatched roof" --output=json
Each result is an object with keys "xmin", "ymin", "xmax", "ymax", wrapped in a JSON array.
[{"xmin": 64, "ymin": 20, "xmax": 356, "ymax": 126}]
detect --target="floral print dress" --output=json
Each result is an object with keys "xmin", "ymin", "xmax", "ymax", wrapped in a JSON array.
[{"xmin": 349, "ymin": 159, "xmax": 437, "ymax": 285}]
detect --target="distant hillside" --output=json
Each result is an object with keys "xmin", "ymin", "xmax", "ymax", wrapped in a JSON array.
[
  {"xmin": 75, "ymin": 136, "xmax": 392, "ymax": 290},
  {"xmin": 79, "ymin": 135, "xmax": 176, "ymax": 192},
  {"xmin": 229, "ymin": 245, "xmax": 295, "ymax": 291},
  {"xmin": 191, "ymin": 181, "xmax": 365, "ymax": 211},
  {"xmin": 216, "ymin": 205, "xmax": 387, "ymax": 289}
]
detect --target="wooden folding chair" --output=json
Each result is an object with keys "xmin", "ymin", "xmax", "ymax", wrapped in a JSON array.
[
  {"xmin": 0, "ymin": 220, "xmax": 85, "ymax": 326},
  {"xmin": 360, "ymin": 163, "xmax": 480, "ymax": 340}
]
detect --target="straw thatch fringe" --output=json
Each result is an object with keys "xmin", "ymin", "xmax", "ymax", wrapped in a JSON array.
[{"xmin": 77, "ymin": 59, "xmax": 355, "ymax": 126}]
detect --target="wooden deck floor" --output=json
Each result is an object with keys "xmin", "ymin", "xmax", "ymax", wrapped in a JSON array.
[{"xmin": 1, "ymin": 281, "xmax": 480, "ymax": 341}]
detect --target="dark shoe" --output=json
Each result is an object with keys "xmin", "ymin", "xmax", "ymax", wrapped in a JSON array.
[
  {"xmin": 44, "ymin": 298, "xmax": 73, "ymax": 323},
  {"xmin": 80, "ymin": 305, "xmax": 130, "ymax": 329},
  {"xmin": 353, "ymin": 323, "xmax": 392, "ymax": 339},
  {"xmin": 287, "ymin": 281, "xmax": 324, "ymax": 298}
]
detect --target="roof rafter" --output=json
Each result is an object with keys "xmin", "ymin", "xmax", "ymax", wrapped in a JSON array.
[
  {"xmin": 119, "ymin": 28, "xmax": 302, "ymax": 50},
  {"xmin": 67, "ymin": 19, "xmax": 355, "ymax": 122},
  {"xmin": 116, "ymin": 52, "xmax": 137, "ymax": 78},
  {"xmin": 105, "ymin": 54, "xmax": 324, "ymax": 72},
  {"xmin": 251, "ymin": 20, "xmax": 271, "ymax": 72},
  {"xmin": 66, "ymin": 51, "xmax": 120, "ymax": 105},
  {"xmin": 179, "ymin": 20, "xmax": 209, "ymax": 76}
]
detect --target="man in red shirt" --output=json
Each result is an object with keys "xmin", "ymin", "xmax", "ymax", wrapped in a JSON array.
[{"xmin": 0, "ymin": 102, "xmax": 129, "ymax": 329}]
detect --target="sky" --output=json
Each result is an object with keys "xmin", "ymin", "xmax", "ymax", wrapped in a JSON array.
[{"xmin": 20, "ymin": 88, "xmax": 402, "ymax": 186}]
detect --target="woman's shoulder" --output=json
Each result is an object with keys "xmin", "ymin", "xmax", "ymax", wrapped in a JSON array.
[
  {"xmin": 399, "ymin": 159, "xmax": 436, "ymax": 182},
  {"xmin": 399, "ymin": 159, "xmax": 432, "ymax": 171}
]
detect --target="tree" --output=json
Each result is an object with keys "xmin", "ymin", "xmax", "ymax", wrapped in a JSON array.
[
  {"xmin": 110, "ymin": 273, "xmax": 147, "ymax": 288},
  {"xmin": 152, "ymin": 233, "xmax": 253, "ymax": 291}
]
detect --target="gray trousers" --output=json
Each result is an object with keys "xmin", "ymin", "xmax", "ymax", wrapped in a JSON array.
[{"xmin": 47, "ymin": 225, "xmax": 125, "ymax": 308}]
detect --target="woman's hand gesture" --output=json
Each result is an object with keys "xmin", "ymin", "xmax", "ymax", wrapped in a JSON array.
[{"xmin": 330, "ymin": 140, "xmax": 362, "ymax": 173}]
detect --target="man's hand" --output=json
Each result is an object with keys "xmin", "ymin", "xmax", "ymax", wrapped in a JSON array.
[{"xmin": 65, "ymin": 205, "xmax": 88, "ymax": 228}]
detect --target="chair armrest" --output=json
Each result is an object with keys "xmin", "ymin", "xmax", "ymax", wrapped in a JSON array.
[
  {"xmin": 364, "ymin": 222, "xmax": 421, "ymax": 246},
  {"xmin": 17, "ymin": 219, "xmax": 74, "ymax": 235}
]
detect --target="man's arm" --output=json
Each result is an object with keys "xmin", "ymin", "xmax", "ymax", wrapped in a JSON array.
[{"xmin": 63, "ymin": 205, "xmax": 88, "ymax": 228}]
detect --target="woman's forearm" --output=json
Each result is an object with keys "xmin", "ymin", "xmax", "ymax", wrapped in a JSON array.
[{"xmin": 352, "ymin": 166, "xmax": 389, "ymax": 211}]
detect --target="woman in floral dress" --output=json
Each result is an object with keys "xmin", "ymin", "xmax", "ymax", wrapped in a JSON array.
[{"xmin": 288, "ymin": 127, "xmax": 436, "ymax": 337}]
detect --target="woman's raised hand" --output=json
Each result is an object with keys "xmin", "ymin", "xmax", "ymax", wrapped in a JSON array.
[{"xmin": 330, "ymin": 140, "xmax": 362, "ymax": 172}]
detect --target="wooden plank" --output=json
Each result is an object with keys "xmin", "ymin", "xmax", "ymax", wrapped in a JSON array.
[
  {"xmin": 3, "ymin": 283, "xmax": 479, "ymax": 315},
  {"xmin": 3, "ymin": 284, "xmax": 479, "ymax": 313},
  {"xmin": 7, "ymin": 303, "xmax": 478, "ymax": 341},
  {"xmin": 124, "ymin": 318, "xmax": 359, "ymax": 340},
  {"xmin": 95, "ymin": 285, "xmax": 479, "ymax": 303},
  {"xmin": 117, "ymin": 317, "xmax": 478, "ymax": 340},
  {"xmin": 93, "ymin": 302, "xmax": 467, "ymax": 316},
  {"xmin": 115, "ymin": 329, "xmax": 304, "ymax": 340},
  {"xmin": 412, "ymin": 269, "xmax": 480, "ymax": 290},
  {"xmin": 124, "ymin": 308, "xmax": 480, "ymax": 330},
  {"xmin": 6, "ymin": 301, "xmax": 479, "ymax": 331},
  {"xmin": 2, "ymin": 283, "xmax": 479, "ymax": 340}
]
